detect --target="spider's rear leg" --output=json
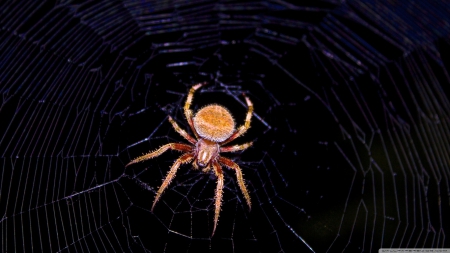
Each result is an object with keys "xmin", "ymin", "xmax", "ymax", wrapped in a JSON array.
[
  {"xmin": 184, "ymin": 82, "xmax": 207, "ymax": 138},
  {"xmin": 221, "ymin": 94, "xmax": 253, "ymax": 145},
  {"xmin": 168, "ymin": 116, "xmax": 196, "ymax": 144},
  {"xmin": 220, "ymin": 142, "xmax": 253, "ymax": 153}
]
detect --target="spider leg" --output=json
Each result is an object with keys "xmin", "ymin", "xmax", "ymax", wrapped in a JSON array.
[
  {"xmin": 211, "ymin": 161, "xmax": 224, "ymax": 236},
  {"xmin": 151, "ymin": 153, "xmax": 194, "ymax": 211},
  {"xmin": 202, "ymin": 163, "xmax": 211, "ymax": 172},
  {"xmin": 126, "ymin": 143, "xmax": 192, "ymax": 167},
  {"xmin": 220, "ymin": 142, "xmax": 253, "ymax": 153},
  {"xmin": 221, "ymin": 94, "xmax": 253, "ymax": 145},
  {"xmin": 184, "ymin": 82, "xmax": 207, "ymax": 138},
  {"xmin": 192, "ymin": 160, "xmax": 199, "ymax": 170},
  {"xmin": 168, "ymin": 116, "xmax": 196, "ymax": 144},
  {"xmin": 218, "ymin": 157, "xmax": 251, "ymax": 210}
]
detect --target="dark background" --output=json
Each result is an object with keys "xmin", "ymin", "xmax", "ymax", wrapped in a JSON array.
[{"xmin": 1, "ymin": 1, "xmax": 450, "ymax": 252}]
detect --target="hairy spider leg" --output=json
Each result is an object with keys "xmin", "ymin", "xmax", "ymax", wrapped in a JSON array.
[
  {"xmin": 202, "ymin": 163, "xmax": 211, "ymax": 172},
  {"xmin": 184, "ymin": 82, "xmax": 207, "ymax": 138},
  {"xmin": 192, "ymin": 161, "xmax": 199, "ymax": 170},
  {"xmin": 126, "ymin": 143, "xmax": 192, "ymax": 167},
  {"xmin": 219, "ymin": 156, "xmax": 251, "ymax": 210},
  {"xmin": 151, "ymin": 153, "xmax": 194, "ymax": 211},
  {"xmin": 220, "ymin": 142, "xmax": 253, "ymax": 153},
  {"xmin": 212, "ymin": 161, "xmax": 224, "ymax": 236},
  {"xmin": 221, "ymin": 94, "xmax": 253, "ymax": 145},
  {"xmin": 168, "ymin": 116, "xmax": 196, "ymax": 144}
]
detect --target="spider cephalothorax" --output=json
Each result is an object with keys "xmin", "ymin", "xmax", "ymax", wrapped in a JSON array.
[{"xmin": 126, "ymin": 82, "xmax": 253, "ymax": 236}]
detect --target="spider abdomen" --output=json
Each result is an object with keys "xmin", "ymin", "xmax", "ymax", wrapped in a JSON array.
[{"xmin": 193, "ymin": 104, "xmax": 235, "ymax": 142}]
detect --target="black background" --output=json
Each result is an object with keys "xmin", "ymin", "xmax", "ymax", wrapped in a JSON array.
[{"xmin": 1, "ymin": 1, "xmax": 450, "ymax": 252}]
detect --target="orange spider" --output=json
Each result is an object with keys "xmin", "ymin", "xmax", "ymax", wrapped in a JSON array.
[{"xmin": 126, "ymin": 82, "xmax": 253, "ymax": 236}]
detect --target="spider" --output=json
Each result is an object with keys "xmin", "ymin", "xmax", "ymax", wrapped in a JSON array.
[{"xmin": 126, "ymin": 82, "xmax": 253, "ymax": 236}]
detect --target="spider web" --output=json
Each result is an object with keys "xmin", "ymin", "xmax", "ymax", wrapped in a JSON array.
[{"xmin": 1, "ymin": 0, "xmax": 450, "ymax": 252}]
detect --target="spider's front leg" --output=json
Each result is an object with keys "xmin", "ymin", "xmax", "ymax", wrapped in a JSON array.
[
  {"xmin": 211, "ymin": 161, "xmax": 224, "ymax": 236},
  {"xmin": 126, "ymin": 143, "xmax": 192, "ymax": 167},
  {"xmin": 218, "ymin": 156, "xmax": 251, "ymax": 210},
  {"xmin": 152, "ymin": 153, "xmax": 194, "ymax": 211}
]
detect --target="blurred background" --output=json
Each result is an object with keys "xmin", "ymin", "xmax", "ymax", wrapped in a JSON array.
[{"xmin": 1, "ymin": 1, "xmax": 450, "ymax": 252}]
